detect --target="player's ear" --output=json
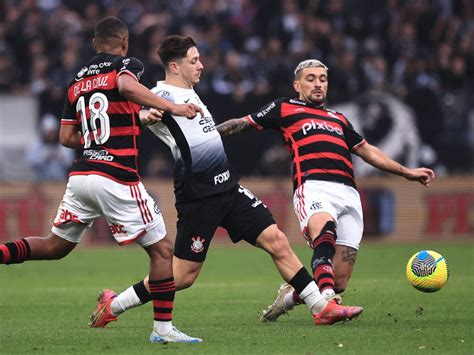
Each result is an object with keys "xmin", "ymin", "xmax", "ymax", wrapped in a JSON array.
[
  {"xmin": 92, "ymin": 38, "xmax": 97, "ymax": 51},
  {"xmin": 169, "ymin": 61, "xmax": 179, "ymax": 75},
  {"xmin": 293, "ymin": 80, "xmax": 301, "ymax": 93},
  {"xmin": 121, "ymin": 36, "xmax": 129, "ymax": 54}
]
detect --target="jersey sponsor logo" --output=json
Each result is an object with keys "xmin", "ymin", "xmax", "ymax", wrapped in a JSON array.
[
  {"xmin": 83, "ymin": 149, "xmax": 114, "ymax": 161},
  {"xmin": 109, "ymin": 223, "xmax": 127, "ymax": 236},
  {"xmin": 75, "ymin": 66, "xmax": 89, "ymax": 81},
  {"xmin": 214, "ymin": 169, "xmax": 230, "ymax": 185},
  {"xmin": 199, "ymin": 116, "xmax": 216, "ymax": 133},
  {"xmin": 73, "ymin": 75, "xmax": 110, "ymax": 97},
  {"xmin": 191, "ymin": 236, "xmax": 205, "ymax": 253},
  {"xmin": 289, "ymin": 99, "xmax": 307, "ymax": 105},
  {"xmin": 57, "ymin": 209, "xmax": 81, "ymax": 224},
  {"xmin": 257, "ymin": 102, "xmax": 276, "ymax": 118},
  {"xmin": 184, "ymin": 98, "xmax": 190, "ymax": 103},
  {"xmin": 302, "ymin": 120, "xmax": 343, "ymax": 136}
]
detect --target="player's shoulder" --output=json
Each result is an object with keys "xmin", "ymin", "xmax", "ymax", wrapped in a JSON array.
[
  {"xmin": 325, "ymin": 108, "xmax": 349, "ymax": 125},
  {"xmin": 151, "ymin": 82, "xmax": 176, "ymax": 103}
]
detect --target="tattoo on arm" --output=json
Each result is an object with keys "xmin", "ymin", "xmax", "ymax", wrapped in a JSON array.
[
  {"xmin": 216, "ymin": 118, "xmax": 251, "ymax": 137},
  {"xmin": 341, "ymin": 247, "xmax": 357, "ymax": 265}
]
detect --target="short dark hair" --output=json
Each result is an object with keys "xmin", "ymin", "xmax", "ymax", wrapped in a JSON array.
[
  {"xmin": 95, "ymin": 17, "xmax": 128, "ymax": 41},
  {"xmin": 158, "ymin": 35, "xmax": 197, "ymax": 67}
]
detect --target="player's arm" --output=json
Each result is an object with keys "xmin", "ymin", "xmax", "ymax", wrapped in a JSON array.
[
  {"xmin": 216, "ymin": 117, "xmax": 252, "ymax": 137},
  {"xmin": 59, "ymin": 124, "xmax": 83, "ymax": 149},
  {"xmin": 117, "ymin": 74, "xmax": 203, "ymax": 118},
  {"xmin": 354, "ymin": 142, "xmax": 436, "ymax": 186}
]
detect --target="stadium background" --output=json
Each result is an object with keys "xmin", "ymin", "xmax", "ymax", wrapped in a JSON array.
[{"xmin": 0, "ymin": 0, "xmax": 472, "ymax": 245}]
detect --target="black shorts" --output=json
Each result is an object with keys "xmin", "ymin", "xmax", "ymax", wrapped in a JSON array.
[{"xmin": 174, "ymin": 184, "xmax": 276, "ymax": 262}]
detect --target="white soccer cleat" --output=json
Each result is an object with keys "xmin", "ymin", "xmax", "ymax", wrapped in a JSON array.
[
  {"xmin": 149, "ymin": 326, "xmax": 202, "ymax": 344},
  {"xmin": 259, "ymin": 283, "xmax": 295, "ymax": 322}
]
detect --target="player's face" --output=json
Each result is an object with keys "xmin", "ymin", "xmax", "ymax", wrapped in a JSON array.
[
  {"xmin": 293, "ymin": 67, "xmax": 328, "ymax": 107},
  {"xmin": 179, "ymin": 47, "xmax": 203, "ymax": 87}
]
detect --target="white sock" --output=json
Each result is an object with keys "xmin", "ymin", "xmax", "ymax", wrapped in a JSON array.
[
  {"xmin": 322, "ymin": 288, "xmax": 335, "ymax": 299},
  {"xmin": 299, "ymin": 281, "xmax": 327, "ymax": 313},
  {"xmin": 153, "ymin": 320, "xmax": 173, "ymax": 335},
  {"xmin": 110, "ymin": 286, "xmax": 142, "ymax": 316}
]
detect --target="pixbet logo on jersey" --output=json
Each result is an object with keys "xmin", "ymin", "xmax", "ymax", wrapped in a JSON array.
[{"xmin": 301, "ymin": 120, "xmax": 343, "ymax": 136}]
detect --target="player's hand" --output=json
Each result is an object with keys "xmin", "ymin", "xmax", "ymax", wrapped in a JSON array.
[
  {"xmin": 171, "ymin": 103, "xmax": 203, "ymax": 119},
  {"xmin": 403, "ymin": 167, "xmax": 436, "ymax": 187},
  {"xmin": 139, "ymin": 108, "xmax": 163, "ymax": 126}
]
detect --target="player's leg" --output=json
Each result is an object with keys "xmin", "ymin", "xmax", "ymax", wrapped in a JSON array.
[
  {"xmin": 1, "ymin": 177, "xmax": 94, "ymax": 265},
  {"xmin": 333, "ymin": 245, "xmax": 357, "ymax": 293}
]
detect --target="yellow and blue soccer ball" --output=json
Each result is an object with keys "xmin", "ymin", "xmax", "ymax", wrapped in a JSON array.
[{"xmin": 406, "ymin": 250, "xmax": 449, "ymax": 292}]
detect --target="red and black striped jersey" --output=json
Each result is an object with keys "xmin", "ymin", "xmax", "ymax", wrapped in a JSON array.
[
  {"xmin": 246, "ymin": 98, "xmax": 366, "ymax": 190},
  {"xmin": 61, "ymin": 53, "xmax": 145, "ymax": 185}
]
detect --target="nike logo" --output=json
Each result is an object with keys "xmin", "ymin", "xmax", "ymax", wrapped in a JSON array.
[{"xmin": 184, "ymin": 98, "xmax": 190, "ymax": 103}]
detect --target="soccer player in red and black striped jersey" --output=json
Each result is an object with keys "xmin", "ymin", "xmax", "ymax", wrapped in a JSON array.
[
  {"xmin": 216, "ymin": 59, "xmax": 435, "ymax": 321},
  {"xmin": 0, "ymin": 17, "xmax": 202, "ymax": 343}
]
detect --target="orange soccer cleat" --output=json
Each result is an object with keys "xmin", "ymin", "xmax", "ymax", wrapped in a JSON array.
[
  {"xmin": 89, "ymin": 289, "xmax": 118, "ymax": 328},
  {"xmin": 313, "ymin": 301, "xmax": 363, "ymax": 325}
]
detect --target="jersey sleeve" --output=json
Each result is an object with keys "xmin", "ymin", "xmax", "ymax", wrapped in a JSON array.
[
  {"xmin": 345, "ymin": 117, "xmax": 366, "ymax": 152},
  {"xmin": 60, "ymin": 95, "xmax": 78, "ymax": 125},
  {"xmin": 116, "ymin": 57, "xmax": 144, "ymax": 83},
  {"xmin": 245, "ymin": 98, "xmax": 284, "ymax": 130}
]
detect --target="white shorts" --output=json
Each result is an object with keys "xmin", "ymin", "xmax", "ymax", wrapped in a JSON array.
[
  {"xmin": 293, "ymin": 180, "xmax": 363, "ymax": 250},
  {"xmin": 51, "ymin": 175, "xmax": 166, "ymax": 246}
]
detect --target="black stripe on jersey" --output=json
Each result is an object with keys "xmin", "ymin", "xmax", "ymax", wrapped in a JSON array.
[
  {"xmin": 298, "ymin": 142, "xmax": 353, "ymax": 162},
  {"xmin": 69, "ymin": 162, "xmax": 139, "ymax": 182},
  {"xmin": 281, "ymin": 113, "xmax": 347, "ymax": 129},
  {"xmin": 297, "ymin": 159, "xmax": 354, "ymax": 176}
]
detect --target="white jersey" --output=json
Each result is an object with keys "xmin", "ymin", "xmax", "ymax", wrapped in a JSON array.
[{"xmin": 148, "ymin": 81, "xmax": 238, "ymax": 201}]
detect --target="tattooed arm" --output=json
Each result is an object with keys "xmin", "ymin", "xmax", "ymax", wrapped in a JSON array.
[{"xmin": 216, "ymin": 117, "xmax": 253, "ymax": 137}]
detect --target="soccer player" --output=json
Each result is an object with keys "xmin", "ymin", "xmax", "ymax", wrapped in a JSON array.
[
  {"xmin": 0, "ymin": 17, "xmax": 203, "ymax": 343},
  {"xmin": 215, "ymin": 59, "xmax": 436, "ymax": 321},
  {"xmin": 89, "ymin": 35, "xmax": 364, "ymax": 329}
]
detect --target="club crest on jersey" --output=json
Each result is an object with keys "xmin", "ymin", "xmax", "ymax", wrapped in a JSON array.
[
  {"xmin": 310, "ymin": 201, "xmax": 323, "ymax": 210},
  {"xmin": 191, "ymin": 236, "xmax": 206, "ymax": 253}
]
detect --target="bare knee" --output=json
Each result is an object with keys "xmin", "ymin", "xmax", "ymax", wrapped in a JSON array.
[
  {"xmin": 146, "ymin": 236, "xmax": 173, "ymax": 260},
  {"xmin": 43, "ymin": 234, "xmax": 76, "ymax": 260},
  {"xmin": 259, "ymin": 227, "xmax": 293, "ymax": 259}
]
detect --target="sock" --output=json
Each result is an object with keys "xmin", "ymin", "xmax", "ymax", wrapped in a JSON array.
[
  {"xmin": 289, "ymin": 267, "xmax": 326, "ymax": 313},
  {"xmin": 311, "ymin": 221, "xmax": 337, "ymax": 293},
  {"xmin": 111, "ymin": 280, "xmax": 152, "ymax": 316},
  {"xmin": 150, "ymin": 277, "xmax": 175, "ymax": 335},
  {"xmin": 0, "ymin": 239, "xmax": 31, "ymax": 264}
]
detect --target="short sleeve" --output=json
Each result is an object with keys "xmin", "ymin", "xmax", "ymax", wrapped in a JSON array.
[
  {"xmin": 345, "ymin": 118, "xmax": 366, "ymax": 151},
  {"xmin": 246, "ymin": 98, "xmax": 284, "ymax": 130},
  {"xmin": 60, "ymin": 96, "xmax": 78, "ymax": 125},
  {"xmin": 116, "ymin": 57, "xmax": 144, "ymax": 83}
]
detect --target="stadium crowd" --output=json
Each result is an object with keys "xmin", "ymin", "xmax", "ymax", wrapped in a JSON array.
[{"xmin": 0, "ymin": 0, "xmax": 473, "ymax": 177}]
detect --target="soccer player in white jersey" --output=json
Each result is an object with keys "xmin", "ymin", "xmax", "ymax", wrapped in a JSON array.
[{"xmin": 89, "ymin": 35, "xmax": 364, "ymax": 329}]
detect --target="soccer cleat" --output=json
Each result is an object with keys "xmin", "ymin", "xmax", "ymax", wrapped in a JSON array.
[
  {"xmin": 312, "ymin": 301, "xmax": 363, "ymax": 325},
  {"xmin": 324, "ymin": 292, "xmax": 343, "ymax": 305},
  {"xmin": 88, "ymin": 289, "xmax": 118, "ymax": 328},
  {"xmin": 150, "ymin": 326, "xmax": 202, "ymax": 343},
  {"xmin": 259, "ymin": 283, "xmax": 295, "ymax": 322}
]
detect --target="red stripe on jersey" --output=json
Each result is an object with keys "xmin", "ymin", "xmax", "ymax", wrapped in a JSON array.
[
  {"xmin": 298, "ymin": 134, "xmax": 349, "ymax": 150},
  {"xmin": 294, "ymin": 168, "xmax": 354, "ymax": 181},
  {"xmin": 245, "ymin": 115, "xmax": 262, "ymax": 130},
  {"xmin": 135, "ymin": 185, "xmax": 153, "ymax": 222},
  {"xmin": 106, "ymin": 148, "xmax": 138, "ymax": 156},
  {"xmin": 282, "ymin": 128, "xmax": 303, "ymax": 186},
  {"xmin": 131, "ymin": 186, "xmax": 149, "ymax": 224},
  {"xmin": 298, "ymin": 152, "xmax": 353, "ymax": 170},
  {"xmin": 110, "ymin": 126, "xmax": 140, "ymax": 136},
  {"xmin": 68, "ymin": 72, "xmax": 117, "ymax": 103},
  {"xmin": 107, "ymin": 101, "xmax": 141, "ymax": 115},
  {"xmin": 69, "ymin": 171, "xmax": 140, "ymax": 185}
]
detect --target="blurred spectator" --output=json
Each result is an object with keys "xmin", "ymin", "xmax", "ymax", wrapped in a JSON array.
[
  {"xmin": 25, "ymin": 114, "xmax": 75, "ymax": 181},
  {"xmin": 1, "ymin": 0, "xmax": 473, "ymax": 177}
]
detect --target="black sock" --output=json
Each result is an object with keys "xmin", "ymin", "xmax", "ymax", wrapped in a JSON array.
[
  {"xmin": 289, "ymin": 267, "xmax": 314, "ymax": 295},
  {"xmin": 0, "ymin": 239, "xmax": 31, "ymax": 264},
  {"xmin": 133, "ymin": 280, "xmax": 152, "ymax": 304}
]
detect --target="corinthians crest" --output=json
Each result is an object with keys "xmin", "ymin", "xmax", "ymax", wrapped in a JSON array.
[{"xmin": 191, "ymin": 236, "xmax": 206, "ymax": 253}]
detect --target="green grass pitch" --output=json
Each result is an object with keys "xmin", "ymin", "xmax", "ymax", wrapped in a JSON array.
[{"xmin": 1, "ymin": 242, "xmax": 473, "ymax": 354}]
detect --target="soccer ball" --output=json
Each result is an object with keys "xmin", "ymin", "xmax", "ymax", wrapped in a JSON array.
[{"xmin": 406, "ymin": 250, "xmax": 449, "ymax": 292}]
